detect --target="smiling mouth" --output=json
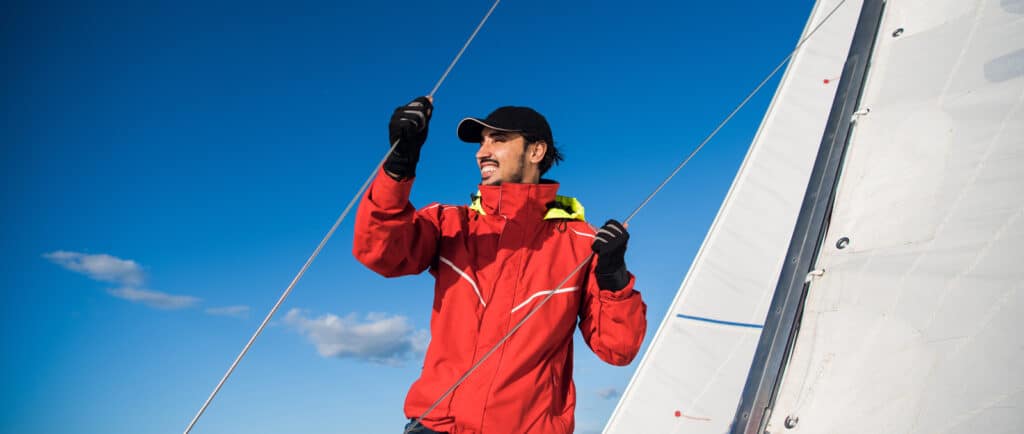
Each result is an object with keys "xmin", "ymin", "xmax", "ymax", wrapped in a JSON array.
[{"xmin": 479, "ymin": 160, "xmax": 498, "ymax": 177}]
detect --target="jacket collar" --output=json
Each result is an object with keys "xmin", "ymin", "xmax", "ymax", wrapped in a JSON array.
[{"xmin": 469, "ymin": 181, "xmax": 586, "ymax": 222}]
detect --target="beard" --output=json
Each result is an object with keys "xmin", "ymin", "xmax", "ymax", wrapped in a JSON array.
[{"xmin": 489, "ymin": 152, "xmax": 527, "ymax": 185}]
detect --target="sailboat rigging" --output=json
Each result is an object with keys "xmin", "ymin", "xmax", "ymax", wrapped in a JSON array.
[{"xmin": 608, "ymin": 0, "xmax": 1024, "ymax": 432}]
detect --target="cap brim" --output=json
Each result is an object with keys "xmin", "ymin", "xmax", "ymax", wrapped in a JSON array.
[{"xmin": 457, "ymin": 117, "xmax": 521, "ymax": 143}]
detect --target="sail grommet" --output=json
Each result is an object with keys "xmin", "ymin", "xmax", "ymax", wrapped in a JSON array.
[
  {"xmin": 892, "ymin": 27, "xmax": 904, "ymax": 37},
  {"xmin": 784, "ymin": 415, "xmax": 799, "ymax": 429},
  {"xmin": 836, "ymin": 236, "xmax": 850, "ymax": 249}
]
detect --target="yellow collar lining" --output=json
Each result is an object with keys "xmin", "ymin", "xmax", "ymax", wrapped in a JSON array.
[{"xmin": 468, "ymin": 192, "xmax": 586, "ymax": 221}]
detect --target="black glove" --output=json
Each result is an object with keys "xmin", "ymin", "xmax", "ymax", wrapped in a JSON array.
[
  {"xmin": 591, "ymin": 219, "xmax": 630, "ymax": 291},
  {"xmin": 384, "ymin": 96, "xmax": 433, "ymax": 180}
]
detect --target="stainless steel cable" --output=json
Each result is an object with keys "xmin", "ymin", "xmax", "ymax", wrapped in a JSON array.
[
  {"xmin": 406, "ymin": 0, "xmax": 850, "ymax": 431},
  {"xmin": 429, "ymin": 0, "xmax": 502, "ymax": 99},
  {"xmin": 405, "ymin": 252, "xmax": 594, "ymax": 434},
  {"xmin": 625, "ymin": 0, "xmax": 848, "ymax": 223},
  {"xmin": 183, "ymin": 1, "xmax": 504, "ymax": 431},
  {"xmin": 183, "ymin": 143, "xmax": 396, "ymax": 434}
]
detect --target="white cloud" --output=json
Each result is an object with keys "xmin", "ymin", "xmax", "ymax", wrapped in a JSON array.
[
  {"xmin": 206, "ymin": 305, "xmax": 250, "ymax": 319},
  {"xmin": 284, "ymin": 308, "xmax": 429, "ymax": 366},
  {"xmin": 108, "ymin": 287, "xmax": 201, "ymax": 310},
  {"xmin": 596, "ymin": 387, "xmax": 621, "ymax": 400},
  {"xmin": 45, "ymin": 250, "xmax": 203, "ymax": 310},
  {"xmin": 43, "ymin": 250, "xmax": 145, "ymax": 286}
]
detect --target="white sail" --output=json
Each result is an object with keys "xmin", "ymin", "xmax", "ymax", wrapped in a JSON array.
[
  {"xmin": 764, "ymin": 0, "xmax": 1024, "ymax": 432},
  {"xmin": 604, "ymin": 1, "xmax": 866, "ymax": 432}
]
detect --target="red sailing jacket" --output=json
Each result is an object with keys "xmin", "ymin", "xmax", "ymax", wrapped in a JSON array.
[{"xmin": 353, "ymin": 169, "xmax": 647, "ymax": 434}]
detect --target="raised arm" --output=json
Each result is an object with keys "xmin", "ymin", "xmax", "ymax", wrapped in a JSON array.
[{"xmin": 352, "ymin": 97, "xmax": 441, "ymax": 277}]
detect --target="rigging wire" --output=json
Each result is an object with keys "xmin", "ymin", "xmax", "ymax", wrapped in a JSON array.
[
  {"xmin": 406, "ymin": 0, "xmax": 851, "ymax": 431},
  {"xmin": 181, "ymin": 1, "xmax": 502, "ymax": 432},
  {"xmin": 182, "ymin": 145, "xmax": 394, "ymax": 434},
  {"xmin": 431, "ymin": 0, "xmax": 502, "ymax": 99},
  {"xmin": 406, "ymin": 253, "xmax": 595, "ymax": 434},
  {"xmin": 624, "ymin": 0, "xmax": 848, "ymax": 223}
]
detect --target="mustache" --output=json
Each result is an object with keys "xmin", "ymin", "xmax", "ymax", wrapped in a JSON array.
[{"xmin": 478, "ymin": 158, "xmax": 499, "ymax": 166}]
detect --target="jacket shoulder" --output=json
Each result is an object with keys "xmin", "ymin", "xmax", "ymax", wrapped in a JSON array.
[{"xmin": 417, "ymin": 202, "xmax": 472, "ymax": 223}]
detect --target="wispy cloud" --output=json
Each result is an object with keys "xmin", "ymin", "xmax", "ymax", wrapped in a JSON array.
[
  {"xmin": 284, "ymin": 308, "xmax": 429, "ymax": 366},
  {"xmin": 43, "ymin": 251, "xmax": 145, "ymax": 286},
  {"xmin": 596, "ymin": 387, "xmax": 621, "ymax": 400},
  {"xmin": 45, "ymin": 250, "xmax": 201, "ymax": 310},
  {"xmin": 108, "ymin": 287, "xmax": 200, "ymax": 310},
  {"xmin": 206, "ymin": 305, "xmax": 250, "ymax": 319}
]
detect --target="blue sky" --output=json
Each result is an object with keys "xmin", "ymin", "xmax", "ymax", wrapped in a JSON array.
[{"xmin": 3, "ymin": 1, "xmax": 816, "ymax": 432}]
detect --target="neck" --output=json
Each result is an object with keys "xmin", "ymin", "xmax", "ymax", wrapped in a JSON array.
[{"xmin": 522, "ymin": 167, "xmax": 541, "ymax": 184}]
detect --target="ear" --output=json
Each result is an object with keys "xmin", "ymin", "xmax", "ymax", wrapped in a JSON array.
[{"xmin": 527, "ymin": 140, "xmax": 548, "ymax": 165}]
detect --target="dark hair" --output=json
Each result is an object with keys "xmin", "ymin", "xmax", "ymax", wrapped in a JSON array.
[{"xmin": 524, "ymin": 135, "xmax": 563, "ymax": 175}]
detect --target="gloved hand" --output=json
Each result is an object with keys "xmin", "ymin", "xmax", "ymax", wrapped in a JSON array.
[
  {"xmin": 384, "ymin": 96, "xmax": 433, "ymax": 180},
  {"xmin": 591, "ymin": 219, "xmax": 630, "ymax": 291}
]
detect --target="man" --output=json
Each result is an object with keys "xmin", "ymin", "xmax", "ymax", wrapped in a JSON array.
[{"xmin": 353, "ymin": 97, "xmax": 647, "ymax": 434}]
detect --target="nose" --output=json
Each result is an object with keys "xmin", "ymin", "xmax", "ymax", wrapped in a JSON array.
[{"xmin": 476, "ymin": 139, "xmax": 493, "ymax": 161}]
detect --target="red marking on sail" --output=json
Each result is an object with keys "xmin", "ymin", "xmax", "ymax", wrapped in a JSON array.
[{"xmin": 674, "ymin": 410, "xmax": 711, "ymax": 421}]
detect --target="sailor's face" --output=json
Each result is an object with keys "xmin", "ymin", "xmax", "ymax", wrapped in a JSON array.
[{"xmin": 476, "ymin": 127, "xmax": 528, "ymax": 186}]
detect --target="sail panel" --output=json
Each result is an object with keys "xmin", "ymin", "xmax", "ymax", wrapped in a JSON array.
[
  {"xmin": 604, "ymin": 1, "xmax": 865, "ymax": 432},
  {"xmin": 766, "ymin": 0, "xmax": 1024, "ymax": 432}
]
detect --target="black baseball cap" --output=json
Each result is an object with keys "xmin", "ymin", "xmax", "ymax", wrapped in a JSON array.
[{"xmin": 457, "ymin": 106, "xmax": 554, "ymax": 146}]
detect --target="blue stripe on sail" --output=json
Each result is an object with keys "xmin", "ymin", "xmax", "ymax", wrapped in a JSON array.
[{"xmin": 676, "ymin": 313, "xmax": 764, "ymax": 329}]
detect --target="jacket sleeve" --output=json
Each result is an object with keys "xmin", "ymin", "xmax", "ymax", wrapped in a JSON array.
[
  {"xmin": 578, "ymin": 257, "xmax": 647, "ymax": 366},
  {"xmin": 352, "ymin": 168, "xmax": 442, "ymax": 277}
]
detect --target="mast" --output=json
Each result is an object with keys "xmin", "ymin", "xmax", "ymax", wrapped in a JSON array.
[
  {"xmin": 735, "ymin": 0, "xmax": 1024, "ymax": 431},
  {"xmin": 604, "ymin": 1, "xmax": 866, "ymax": 432},
  {"xmin": 729, "ymin": 0, "xmax": 885, "ymax": 431}
]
